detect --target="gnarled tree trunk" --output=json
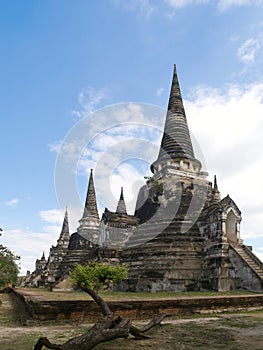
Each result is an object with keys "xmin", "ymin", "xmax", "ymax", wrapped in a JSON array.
[
  {"xmin": 34, "ymin": 316, "xmax": 130, "ymax": 350},
  {"xmin": 34, "ymin": 286, "xmax": 170, "ymax": 350}
]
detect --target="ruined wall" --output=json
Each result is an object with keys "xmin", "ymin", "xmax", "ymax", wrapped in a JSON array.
[{"xmin": 11, "ymin": 289, "xmax": 263, "ymax": 324}]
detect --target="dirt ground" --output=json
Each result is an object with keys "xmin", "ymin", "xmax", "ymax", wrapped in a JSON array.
[{"xmin": 1, "ymin": 293, "xmax": 263, "ymax": 350}]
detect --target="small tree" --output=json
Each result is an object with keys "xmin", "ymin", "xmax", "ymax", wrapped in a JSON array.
[
  {"xmin": 70, "ymin": 262, "xmax": 128, "ymax": 316},
  {"xmin": 0, "ymin": 229, "xmax": 20, "ymax": 289},
  {"xmin": 34, "ymin": 262, "xmax": 170, "ymax": 350}
]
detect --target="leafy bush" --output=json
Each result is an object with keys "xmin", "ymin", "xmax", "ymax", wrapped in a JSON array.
[
  {"xmin": 0, "ymin": 229, "xmax": 20, "ymax": 288},
  {"xmin": 70, "ymin": 261, "xmax": 128, "ymax": 291}
]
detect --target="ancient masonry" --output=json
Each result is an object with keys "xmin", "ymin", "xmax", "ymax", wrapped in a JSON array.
[{"xmin": 21, "ymin": 65, "xmax": 263, "ymax": 292}]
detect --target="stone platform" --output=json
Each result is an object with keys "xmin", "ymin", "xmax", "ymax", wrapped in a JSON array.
[{"xmin": 11, "ymin": 288, "xmax": 263, "ymax": 324}]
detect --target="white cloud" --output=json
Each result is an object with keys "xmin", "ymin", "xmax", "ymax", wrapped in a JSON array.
[
  {"xmin": 230, "ymin": 35, "xmax": 240, "ymax": 42},
  {"xmin": 166, "ymin": 0, "xmax": 263, "ymax": 11},
  {"xmin": 1, "ymin": 228, "xmax": 56, "ymax": 275},
  {"xmin": 156, "ymin": 87, "xmax": 165, "ymax": 97},
  {"xmin": 113, "ymin": 0, "xmax": 156, "ymax": 18},
  {"xmin": 237, "ymin": 38, "xmax": 261, "ymax": 64},
  {"xmin": 72, "ymin": 87, "xmax": 107, "ymax": 120},
  {"xmin": 254, "ymin": 250, "xmax": 263, "ymax": 261},
  {"xmin": 5, "ymin": 198, "xmax": 19, "ymax": 207},
  {"xmin": 113, "ymin": 0, "xmax": 263, "ymax": 15},
  {"xmin": 218, "ymin": 0, "xmax": 250, "ymax": 11},
  {"xmin": 109, "ymin": 163, "xmax": 147, "ymax": 213},
  {"xmin": 0, "ymin": 207, "xmax": 83, "ymax": 275},
  {"xmin": 52, "ymin": 102, "xmax": 164, "ymax": 216},
  {"xmin": 185, "ymin": 82, "xmax": 263, "ymax": 240},
  {"xmin": 49, "ymin": 139, "xmax": 86, "ymax": 166},
  {"xmin": 165, "ymin": 0, "xmax": 209, "ymax": 8},
  {"xmin": 217, "ymin": 0, "xmax": 263, "ymax": 12},
  {"xmin": 48, "ymin": 140, "xmax": 62, "ymax": 153},
  {"xmin": 39, "ymin": 209, "xmax": 64, "ymax": 225},
  {"xmin": 77, "ymin": 124, "xmax": 159, "ymax": 214},
  {"xmin": 39, "ymin": 207, "xmax": 82, "ymax": 238},
  {"xmin": 51, "ymin": 103, "xmax": 155, "ymax": 166}
]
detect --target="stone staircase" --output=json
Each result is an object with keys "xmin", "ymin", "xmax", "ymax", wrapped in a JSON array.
[{"xmin": 231, "ymin": 244, "xmax": 263, "ymax": 280}]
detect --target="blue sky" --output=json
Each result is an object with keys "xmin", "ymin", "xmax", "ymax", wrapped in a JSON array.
[{"xmin": 1, "ymin": 0, "xmax": 263, "ymax": 274}]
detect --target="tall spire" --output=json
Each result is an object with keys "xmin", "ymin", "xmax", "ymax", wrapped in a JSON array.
[
  {"xmin": 213, "ymin": 175, "xmax": 218, "ymax": 191},
  {"xmin": 116, "ymin": 187, "xmax": 127, "ymax": 214},
  {"xmin": 151, "ymin": 65, "xmax": 201, "ymax": 173},
  {"xmin": 212, "ymin": 174, "xmax": 221, "ymax": 203},
  {"xmin": 82, "ymin": 169, "xmax": 99, "ymax": 220},
  {"xmin": 77, "ymin": 169, "xmax": 100, "ymax": 244},
  {"xmin": 61, "ymin": 208, "xmax": 69, "ymax": 236},
  {"xmin": 57, "ymin": 208, "xmax": 70, "ymax": 245}
]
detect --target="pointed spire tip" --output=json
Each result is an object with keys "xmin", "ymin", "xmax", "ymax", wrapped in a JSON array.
[
  {"xmin": 152, "ymin": 64, "xmax": 196, "ymax": 169},
  {"xmin": 82, "ymin": 167, "xmax": 99, "ymax": 220},
  {"xmin": 214, "ymin": 175, "xmax": 218, "ymax": 191},
  {"xmin": 116, "ymin": 186, "xmax": 127, "ymax": 214}
]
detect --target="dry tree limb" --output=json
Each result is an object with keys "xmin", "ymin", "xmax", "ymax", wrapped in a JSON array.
[
  {"xmin": 33, "ymin": 313, "xmax": 171, "ymax": 349},
  {"xmin": 130, "ymin": 312, "xmax": 171, "ymax": 339},
  {"xmin": 34, "ymin": 337, "xmax": 64, "ymax": 350},
  {"xmin": 140, "ymin": 312, "xmax": 171, "ymax": 332},
  {"xmin": 34, "ymin": 316, "xmax": 130, "ymax": 350}
]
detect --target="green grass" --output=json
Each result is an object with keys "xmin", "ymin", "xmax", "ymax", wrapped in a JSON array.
[
  {"xmin": 2, "ymin": 289, "xmax": 262, "ymax": 349},
  {"xmin": 0, "ymin": 333, "xmax": 40, "ymax": 350},
  {"xmin": 15, "ymin": 287, "xmax": 259, "ymax": 301},
  {"xmin": 0, "ymin": 328, "xmax": 86, "ymax": 350},
  {"xmin": 0, "ymin": 294, "xmax": 21, "ymax": 326},
  {"xmin": 1, "ymin": 309, "xmax": 263, "ymax": 350},
  {"xmin": 100, "ymin": 290, "xmax": 258, "ymax": 300}
]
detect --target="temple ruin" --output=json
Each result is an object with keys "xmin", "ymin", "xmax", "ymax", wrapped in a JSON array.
[{"xmin": 21, "ymin": 65, "xmax": 263, "ymax": 292}]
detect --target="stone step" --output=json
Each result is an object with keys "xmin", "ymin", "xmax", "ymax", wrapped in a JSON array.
[{"xmin": 233, "ymin": 245, "xmax": 263, "ymax": 280}]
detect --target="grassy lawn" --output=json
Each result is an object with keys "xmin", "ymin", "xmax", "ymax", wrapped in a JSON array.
[
  {"xmin": 1, "ymin": 292, "xmax": 263, "ymax": 349},
  {"xmin": 15, "ymin": 287, "xmax": 260, "ymax": 301},
  {"xmin": 1, "ymin": 312, "xmax": 263, "ymax": 350}
]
